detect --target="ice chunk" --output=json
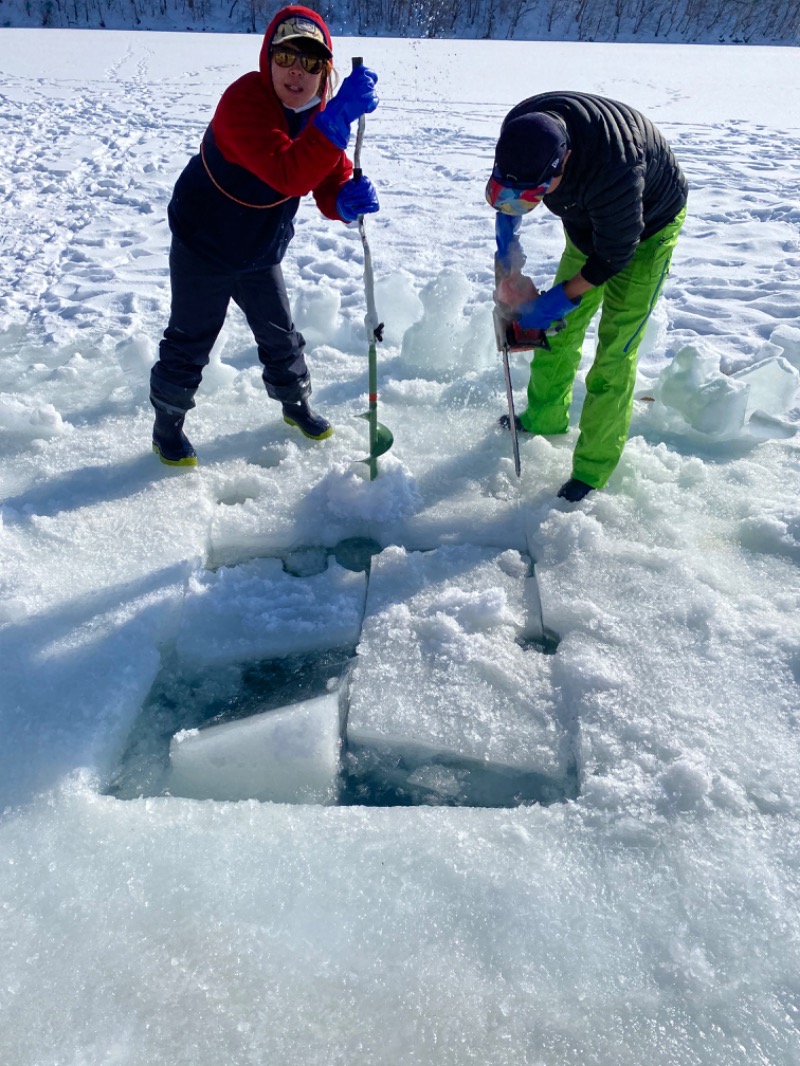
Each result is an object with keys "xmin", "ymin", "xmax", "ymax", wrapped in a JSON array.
[
  {"xmin": 203, "ymin": 345, "xmax": 238, "ymax": 393},
  {"xmin": 175, "ymin": 557, "xmax": 367, "ymax": 667},
  {"xmin": 168, "ymin": 692, "xmax": 343, "ymax": 803},
  {"xmin": 655, "ymin": 346, "xmax": 800, "ymax": 439},
  {"xmin": 767, "ymin": 323, "xmax": 800, "ymax": 371},
  {"xmin": 347, "ymin": 545, "xmax": 567, "ymax": 792},
  {"xmin": 292, "ymin": 284, "xmax": 341, "ymax": 348},
  {"xmin": 635, "ymin": 299, "xmax": 669, "ymax": 370},
  {"xmin": 730, "ymin": 355, "xmax": 800, "ymax": 418},
  {"xmin": 400, "ymin": 269, "xmax": 493, "ymax": 378},
  {"xmin": 373, "ymin": 271, "xmax": 424, "ymax": 347},
  {"xmin": 654, "ymin": 345, "xmax": 750, "ymax": 438},
  {"xmin": 115, "ymin": 335, "xmax": 153, "ymax": 401}
]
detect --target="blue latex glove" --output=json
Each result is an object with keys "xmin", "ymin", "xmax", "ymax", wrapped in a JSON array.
[
  {"xmin": 314, "ymin": 66, "xmax": 379, "ymax": 150},
  {"xmin": 518, "ymin": 283, "xmax": 580, "ymax": 329},
  {"xmin": 337, "ymin": 175, "xmax": 380, "ymax": 222}
]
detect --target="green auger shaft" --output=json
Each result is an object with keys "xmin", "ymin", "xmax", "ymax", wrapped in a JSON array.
[{"xmin": 352, "ymin": 56, "xmax": 392, "ymax": 480}]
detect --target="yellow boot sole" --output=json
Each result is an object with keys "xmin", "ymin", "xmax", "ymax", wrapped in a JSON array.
[
  {"xmin": 152, "ymin": 442, "xmax": 198, "ymax": 467},
  {"xmin": 282, "ymin": 415, "xmax": 334, "ymax": 441}
]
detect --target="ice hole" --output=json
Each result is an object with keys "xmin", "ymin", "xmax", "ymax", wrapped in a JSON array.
[
  {"xmin": 333, "ymin": 536, "xmax": 382, "ymax": 574},
  {"xmin": 105, "ymin": 542, "xmax": 571, "ymax": 808}
]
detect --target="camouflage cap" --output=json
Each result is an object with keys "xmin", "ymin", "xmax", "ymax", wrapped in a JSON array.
[{"xmin": 272, "ymin": 15, "xmax": 332, "ymax": 58}]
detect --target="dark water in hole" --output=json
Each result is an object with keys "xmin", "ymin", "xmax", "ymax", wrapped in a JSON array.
[{"xmin": 340, "ymin": 745, "xmax": 577, "ymax": 807}]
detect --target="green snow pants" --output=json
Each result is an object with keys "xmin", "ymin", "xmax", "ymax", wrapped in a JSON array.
[{"xmin": 520, "ymin": 206, "xmax": 686, "ymax": 489}]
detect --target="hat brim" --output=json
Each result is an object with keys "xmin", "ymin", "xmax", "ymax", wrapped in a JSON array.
[{"xmin": 273, "ymin": 34, "xmax": 332, "ymax": 59}]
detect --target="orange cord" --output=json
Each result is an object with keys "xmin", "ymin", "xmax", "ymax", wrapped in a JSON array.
[{"xmin": 200, "ymin": 139, "xmax": 292, "ymax": 210}]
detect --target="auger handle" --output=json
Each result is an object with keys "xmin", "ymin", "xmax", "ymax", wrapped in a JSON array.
[{"xmin": 352, "ymin": 56, "xmax": 364, "ymax": 181}]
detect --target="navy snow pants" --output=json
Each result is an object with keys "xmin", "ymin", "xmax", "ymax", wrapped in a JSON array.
[{"xmin": 150, "ymin": 237, "xmax": 310, "ymax": 417}]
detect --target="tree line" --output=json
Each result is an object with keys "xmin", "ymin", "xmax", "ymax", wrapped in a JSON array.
[{"xmin": 19, "ymin": 0, "xmax": 800, "ymax": 43}]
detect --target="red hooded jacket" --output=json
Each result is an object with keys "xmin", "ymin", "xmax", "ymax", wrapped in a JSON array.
[{"xmin": 168, "ymin": 5, "xmax": 352, "ymax": 270}]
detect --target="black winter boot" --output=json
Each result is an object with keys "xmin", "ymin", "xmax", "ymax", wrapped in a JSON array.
[
  {"xmin": 282, "ymin": 400, "xmax": 333, "ymax": 441},
  {"xmin": 498, "ymin": 413, "xmax": 529, "ymax": 434},
  {"xmin": 152, "ymin": 411, "xmax": 198, "ymax": 467},
  {"xmin": 557, "ymin": 478, "xmax": 594, "ymax": 502}
]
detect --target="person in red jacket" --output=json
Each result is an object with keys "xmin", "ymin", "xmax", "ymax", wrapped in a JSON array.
[{"xmin": 150, "ymin": 5, "xmax": 379, "ymax": 466}]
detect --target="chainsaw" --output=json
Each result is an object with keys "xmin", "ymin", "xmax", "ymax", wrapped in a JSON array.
[{"xmin": 493, "ymin": 277, "xmax": 565, "ymax": 478}]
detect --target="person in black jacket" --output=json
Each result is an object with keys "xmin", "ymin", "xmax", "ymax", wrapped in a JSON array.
[{"xmin": 487, "ymin": 92, "xmax": 688, "ymax": 500}]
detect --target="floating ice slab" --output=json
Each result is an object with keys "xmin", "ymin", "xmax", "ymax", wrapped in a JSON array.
[
  {"xmin": 175, "ymin": 556, "xmax": 367, "ymax": 667},
  {"xmin": 168, "ymin": 692, "xmax": 343, "ymax": 804},
  {"xmin": 346, "ymin": 545, "xmax": 567, "ymax": 790}
]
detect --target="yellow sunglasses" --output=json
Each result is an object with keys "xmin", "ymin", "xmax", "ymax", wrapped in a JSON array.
[{"xmin": 271, "ymin": 48, "xmax": 327, "ymax": 76}]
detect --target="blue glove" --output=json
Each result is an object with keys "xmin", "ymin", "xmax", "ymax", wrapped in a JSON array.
[
  {"xmin": 518, "ymin": 283, "xmax": 580, "ymax": 329},
  {"xmin": 337, "ymin": 175, "xmax": 380, "ymax": 222},
  {"xmin": 314, "ymin": 67, "xmax": 379, "ymax": 150}
]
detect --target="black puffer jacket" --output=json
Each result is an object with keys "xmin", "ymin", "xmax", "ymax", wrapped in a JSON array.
[{"xmin": 503, "ymin": 92, "xmax": 688, "ymax": 285}]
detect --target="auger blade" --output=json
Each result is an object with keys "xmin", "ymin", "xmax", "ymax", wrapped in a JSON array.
[{"xmin": 357, "ymin": 413, "xmax": 394, "ymax": 463}]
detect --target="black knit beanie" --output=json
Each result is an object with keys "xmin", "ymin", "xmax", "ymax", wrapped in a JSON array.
[{"xmin": 494, "ymin": 113, "xmax": 569, "ymax": 186}]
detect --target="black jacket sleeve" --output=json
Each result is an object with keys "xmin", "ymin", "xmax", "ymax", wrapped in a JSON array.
[{"xmin": 578, "ymin": 161, "xmax": 647, "ymax": 284}]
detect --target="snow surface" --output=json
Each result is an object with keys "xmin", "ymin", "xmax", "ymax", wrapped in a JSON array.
[{"xmin": 1, "ymin": 28, "xmax": 800, "ymax": 1066}]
